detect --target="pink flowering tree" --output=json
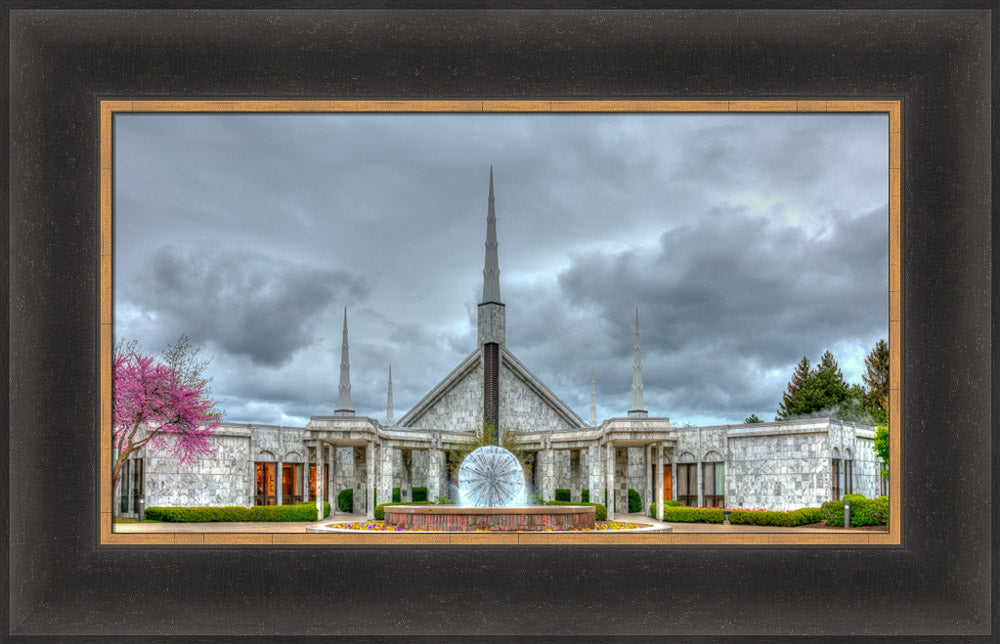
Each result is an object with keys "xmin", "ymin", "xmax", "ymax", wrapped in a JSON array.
[{"xmin": 112, "ymin": 351, "xmax": 220, "ymax": 494}]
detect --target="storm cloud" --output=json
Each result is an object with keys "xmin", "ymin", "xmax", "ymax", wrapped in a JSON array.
[{"xmin": 114, "ymin": 111, "xmax": 888, "ymax": 426}]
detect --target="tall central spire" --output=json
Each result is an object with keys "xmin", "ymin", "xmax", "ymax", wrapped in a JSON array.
[
  {"xmin": 482, "ymin": 166, "xmax": 501, "ymax": 304},
  {"xmin": 477, "ymin": 167, "xmax": 505, "ymax": 436},
  {"xmin": 628, "ymin": 307, "xmax": 648, "ymax": 418},
  {"xmin": 477, "ymin": 166, "xmax": 506, "ymax": 348},
  {"xmin": 335, "ymin": 307, "xmax": 354, "ymax": 416}
]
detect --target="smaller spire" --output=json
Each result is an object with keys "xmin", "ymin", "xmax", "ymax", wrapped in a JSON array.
[
  {"xmin": 386, "ymin": 364, "xmax": 394, "ymax": 425},
  {"xmin": 628, "ymin": 307, "xmax": 648, "ymax": 418},
  {"xmin": 335, "ymin": 307, "xmax": 354, "ymax": 416},
  {"xmin": 590, "ymin": 369, "xmax": 597, "ymax": 426}
]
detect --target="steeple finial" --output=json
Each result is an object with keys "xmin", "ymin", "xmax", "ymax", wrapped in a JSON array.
[
  {"xmin": 335, "ymin": 307, "xmax": 354, "ymax": 416},
  {"xmin": 386, "ymin": 364, "xmax": 394, "ymax": 425},
  {"xmin": 628, "ymin": 307, "xmax": 648, "ymax": 418},
  {"xmin": 481, "ymin": 165, "xmax": 501, "ymax": 304},
  {"xmin": 590, "ymin": 369, "xmax": 597, "ymax": 426}
]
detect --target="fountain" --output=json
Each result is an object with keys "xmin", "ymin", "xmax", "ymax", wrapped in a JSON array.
[{"xmin": 382, "ymin": 446, "xmax": 597, "ymax": 532}]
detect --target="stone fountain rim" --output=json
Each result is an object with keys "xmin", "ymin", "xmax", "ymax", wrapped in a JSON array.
[{"xmin": 384, "ymin": 504, "xmax": 596, "ymax": 516}]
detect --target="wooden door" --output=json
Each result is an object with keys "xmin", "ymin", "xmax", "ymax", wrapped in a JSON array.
[{"xmin": 662, "ymin": 465, "xmax": 672, "ymax": 501}]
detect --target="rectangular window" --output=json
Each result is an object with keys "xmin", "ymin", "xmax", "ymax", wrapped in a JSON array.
[
  {"xmin": 255, "ymin": 462, "xmax": 277, "ymax": 505},
  {"xmin": 308, "ymin": 463, "xmax": 327, "ymax": 502},
  {"xmin": 677, "ymin": 463, "xmax": 697, "ymax": 506},
  {"xmin": 702, "ymin": 462, "xmax": 725, "ymax": 508},
  {"xmin": 282, "ymin": 463, "xmax": 304, "ymax": 504},
  {"xmin": 119, "ymin": 459, "xmax": 131, "ymax": 514},
  {"xmin": 132, "ymin": 458, "xmax": 143, "ymax": 513},
  {"xmin": 831, "ymin": 458, "xmax": 841, "ymax": 500}
]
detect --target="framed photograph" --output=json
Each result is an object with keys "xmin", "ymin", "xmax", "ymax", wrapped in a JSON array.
[
  {"xmin": 6, "ymin": 5, "xmax": 993, "ymax": 641},
  {"xmin": 101, "ymin": 100, "xmax": 899, "ymax": 548}
]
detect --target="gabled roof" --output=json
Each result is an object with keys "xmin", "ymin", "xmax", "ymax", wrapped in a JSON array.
[
  {"xmin": 396, "ymin": 346, "xmax": 586, "ymax": 430},
  {"xmin": 499, "ymin": 346, "xmax": 586, "ymax": 428},
  {"xmin": 396, "ymin": 349, "xmax": 481, "ymax": 428}
]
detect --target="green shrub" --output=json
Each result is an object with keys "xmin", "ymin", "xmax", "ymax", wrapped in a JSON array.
[
  {"xmin": 527, "ymin": 492, "xmax": 544, "ymax": 505},
  {"xmin": 374, "ymin": 500, "xmax": 436, "ymax": 521},
  {"xmin": 337, "ymin": 488, "xmax": 353, "ymax": 512},
  {"xmin": 545, "ymin": 500, "xmax": 607, "ymax": 521},
  {"xmin": 392, "ymin": 487, "xmax": 401, "ymax": 502},
  {"xmin": 554, "ymin": 488, "xmax": 571, "ymax": 502},
  {"xmin": 412, "ymin": 486, "xmax": 428, "ymax": 502},
  {"xmin": 647, "ymin": 500, "xmax": 683, "ymax": 517},
  {"xmin": 628, "ymin": 488, "xmax": 642, "ymax": 513},
  {"xmin": 580, "ymin": 489, "xmax": 590, "ymax": 503},
  {"xmin": 728, "ymin": 508, "xmax": 823, "ymax": 527},
  {"xmin": 437, "ymin": 497, "xmax": 454, "ymax": 504},
  {"xmin": 144, "ymin": 502, "xmax": 330, "ymax": 522},
  {"xmin": 658, "ymin": 506, "xmax": 725, "ymax": 523},
  {"xmin": 822, "ymin": 494, "xmax": 888, "ymax": 527}
]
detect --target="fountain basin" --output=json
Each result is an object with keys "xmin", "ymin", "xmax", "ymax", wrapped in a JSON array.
[{"xmin": 383, "ymin": 504, "xmax": 596, "ymax": 532}]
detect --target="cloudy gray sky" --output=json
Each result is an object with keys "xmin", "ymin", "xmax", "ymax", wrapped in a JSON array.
[{"xmin": 114, "ymin": 111, "xmax": 888, "ymax": 427}]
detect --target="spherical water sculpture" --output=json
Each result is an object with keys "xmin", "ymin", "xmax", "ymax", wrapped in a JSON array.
[{"xmin": 458, "ymin": 445, "xmax": 525, "ymax": 507}]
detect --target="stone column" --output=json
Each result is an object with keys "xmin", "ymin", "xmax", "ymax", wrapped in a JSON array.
[
  {"xmin": 697, "ymin": 460, "xmax": 704, "ymax": 508},
  {"xmin": 428, "ymin": 441, "xmax": 442, "ymax": 502},
  {"xmin": 606, "ymin": 441, "xmax": 615, "ymax": 521},
  {"xmin": 327, "ymin": 444, "xmax": 335, "ymax": 513},
  {"xmin": 302, "ymin": 452, "xmax": 309, "ymax": 502},
  {"xmin": 277, "ymin": 458, "xmax": 284, "ymax": 505},
  {"xmin": 543, "ymin": 443, "xmax": 556, "ymax": 501},
  {"xmin": 314, "ymin": 443, "xmax": 323, "ymax": 520},
  {"xmin": 366, "ymin": 441, "xmax": 376, "ymax": 519},
  {"xmin": 671, "ymin": 461, "xmax": 678, "ymax": 502},
  {"xmin": 587, "ymin": 444, "xmax": 601, "ymax": 505},
  {"xmin": 656, "ymin": 442, "xmax": 664, "ymax": 521},
  {"xmin": 378, "ymin": 443, "xmax": 394, "ymax": 510},
  {"xmin": 697, "ymin": 428, "xmax": 704, "ymax": 507},
  {"xmin": 250, "ymin": 460, "xmax": 256, "ymax": 506},
  {"xmin": 644, "ymin": 444, "xmax": 653, "ymax": 517}
]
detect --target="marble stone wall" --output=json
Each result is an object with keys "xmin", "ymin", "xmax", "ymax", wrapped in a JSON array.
[
  {"xmin": 499, "ymin": 363, "xmax": 577, "ymax": 431},
  {"xmin": 143, "ymin": 431, "xmax": 252, "ymax": 507},
  {"xmin": 726, "ymin": 430, "xmax": 830, "ymax": 511},
  {"xmin": 407, "ymin": 365, "xmax": 484, "ymax": 432}
]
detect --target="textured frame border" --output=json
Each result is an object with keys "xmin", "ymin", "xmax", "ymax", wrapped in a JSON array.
[
  {"xmin": 99, "ymin": 99, "xmax": 902, "ymax": 547},
  {"xmin": 7, "ymin": 6, "xmax": 993, "ymax": 640}
]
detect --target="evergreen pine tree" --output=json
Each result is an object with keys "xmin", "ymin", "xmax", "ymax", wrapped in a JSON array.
[
  {"xmin": 793, "ymin": 350, "xmax": 850, "ymax": 416},
  {"xmin": 863, "ymin": 338, "xmax": 890, "ymax": 421},
  {"xmin": 776, "ymin": 356, "xmax": 811, "ymax": 419}
]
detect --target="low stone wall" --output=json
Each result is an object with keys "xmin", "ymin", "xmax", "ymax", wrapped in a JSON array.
[{"xmin": 383, "ymin": 505, "xmax": 596, "ymax": 532}]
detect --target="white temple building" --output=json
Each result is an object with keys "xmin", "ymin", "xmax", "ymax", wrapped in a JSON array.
[{"xmin": 116, "ymin": 169, "xmax": 883, "ymax": 520}]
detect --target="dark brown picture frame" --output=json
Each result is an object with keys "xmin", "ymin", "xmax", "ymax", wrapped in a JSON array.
[{"xmin": 5, "ymin": 4, "xmax": 995, "ymax": 640}]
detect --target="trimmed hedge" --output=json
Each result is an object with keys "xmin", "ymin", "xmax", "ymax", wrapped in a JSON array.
[
  {"xmin": 580, "ymin": 489, "xmax": 590, "ymax": 503},
  {"xmin": 729, "ymin": 507, "xmax": 824, "ymax": 527},
  {"xmin": 658, "ymin": 506, "xmax": 726, "ymax": 523},
  {"xmin": 412, "ymin": 486, "xmax": 428, "ymax": 502},
  {"xmin": 145, "ymin": 502, "xmax": 331, "ymax": 522},
  {"xmin": 392, "ymin": 487, "xmax": 401, "ymax": 503},
  {"xmin": 554, "ymin": 488, "xmax": 571, "ymax": 502},
  {"xmin": 337, "ymin": 488, "xmax": 353, "ymax": 512},
  {"xmin": 374, "ymin": 500, "xmax": 436, "ymax": 521},
  {"xmin": 821, "ymin": 494, "xmax": 888, "ymax": 527},
  {"xmin": 647, "ymin": 500, "xmax": 683, "ymax": 516},
  {"xmin": 627, "ymin": 488, "xmax": 642, "ymax": 513},
  {"xmin": 544, "ymin": 500, "xmax": 607, "ymax": 521}
]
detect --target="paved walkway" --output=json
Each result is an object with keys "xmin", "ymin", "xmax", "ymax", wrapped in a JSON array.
[
  {"xmin": 614, "ymin": 512, "xmax": 882, "ymax": 533},
  {"xmin": 112, "ymin": 512, "xmax": 368, "ymax": 533},
  {"xmin": 114, "ymin": 511, "xmax": 885, "ymax": 534}
]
